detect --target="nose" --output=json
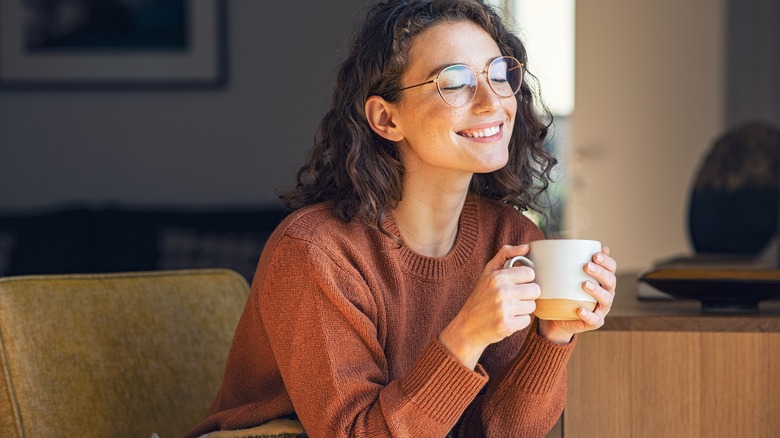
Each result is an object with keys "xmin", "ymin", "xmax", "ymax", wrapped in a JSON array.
[{"xmin": 471, "ymin": 72, "xmax": 501, "ymax": 112}]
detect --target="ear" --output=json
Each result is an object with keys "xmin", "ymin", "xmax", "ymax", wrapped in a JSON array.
[{"xmin": 364, "ymin": 95, "xmax": 404, "ymax": 142}]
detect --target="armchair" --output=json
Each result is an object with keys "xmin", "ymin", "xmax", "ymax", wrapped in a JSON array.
[{"xmin": 0, "ymin": 269, "xmax": 249, "ymax": 437}]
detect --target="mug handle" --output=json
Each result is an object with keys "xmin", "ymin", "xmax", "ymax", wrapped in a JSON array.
[{"xmin": 503, "ymin": 255, "xmax": 535, "ymax": 269}]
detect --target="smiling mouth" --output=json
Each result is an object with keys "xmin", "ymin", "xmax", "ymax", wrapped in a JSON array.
[{"xmin": 457, "ymin": 124, "xmax": 502, "ymax": 138}]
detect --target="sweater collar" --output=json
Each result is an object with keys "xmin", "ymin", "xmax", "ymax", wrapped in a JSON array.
[{"xmin": 383, "ymin": 195, "xmax": 480, "ymax": 281}]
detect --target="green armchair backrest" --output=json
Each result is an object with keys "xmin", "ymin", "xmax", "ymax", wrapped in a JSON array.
[{"xmin": 0, "ymin": 269, "xmax": 249, "ymax": 438}]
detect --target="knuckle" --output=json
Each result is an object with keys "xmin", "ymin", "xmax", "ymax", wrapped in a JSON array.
[
  {"xmin": 484, "ymin": 272, "xmax": 503, "ymax": 289},
  {"xmin": 588, "ymin": 312, "xmax": 604, "ymax": 328},
  {"xmin": 496, "ymin": 318, "xmax": 513, "ymax": 337}
]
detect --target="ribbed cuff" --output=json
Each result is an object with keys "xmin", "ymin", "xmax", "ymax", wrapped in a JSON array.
[
  {"xmin": 399, "ymin": 338, "xmax": 488, "ymax": 424},
  {"xmin": 501, "ymin": 330, "xmax": 575, "ymax": 395}
]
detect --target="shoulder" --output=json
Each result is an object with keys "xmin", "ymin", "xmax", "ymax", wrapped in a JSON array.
[
  {"xmin": 472, "ymin": 196, "xmax": 544, "ymax": 236},
  {"xmin": 258, "ymin": 204, "xmax": 380, "ymax": 319},
  {"xmin": 262, "ymin": 203, "xmax": 385, "ymax": 277},
  {"xmin": 467, "ymin": 196, "xmax": 545, "ymax": 246},
  {"xmin": 275, "ymin": 203, "xmax": 376, "ymax": 246},
  {"xmin": 274, "ymin": 203, "xmax": 341, "ymax": 239}
]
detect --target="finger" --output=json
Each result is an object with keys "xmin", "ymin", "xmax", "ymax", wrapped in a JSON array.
[
  {"xmin": 509, "ymin": 314, "xmax": 533, "ymax": 332},
  {"xmin": 504, "ymin": 265, "xmax": 535, "ymax": 284},
  {"xmin": 585, "ymin": 261, "xmax": 617, "ymax": 292},
  {"xmin": 509, "ymin": 297, "xmax": 537, "ymax": 317},
  {"xmin": 485, "ymin": 244, "xmax": 530, "ymax": 273},
  {"xmin": 515, "ymin": 282, "xmax": 541, "ymax": 300},
  {"xmin": 593, "ymin": 251, "xmax": 617, "ymax": 274},
  {"xmin": 577, "ymin": 307, "xmax": 604, "ymax": 328},
  {"xmin": 583, "ymin": 280, "xmax": 613, "ymax": 312},
  {"xmin": 601, "ymin": 245, "xmax": 611, "ymax": 257}
]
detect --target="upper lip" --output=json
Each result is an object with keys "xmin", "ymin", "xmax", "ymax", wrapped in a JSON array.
[{"xmin": 457, "ymin": 120, "xmax": 504, "ymax": 134}]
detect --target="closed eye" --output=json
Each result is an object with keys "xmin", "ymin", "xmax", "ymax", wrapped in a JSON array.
[{"xmin": 440, "ymin": 83, "xmax": 470, "ymax": 92}]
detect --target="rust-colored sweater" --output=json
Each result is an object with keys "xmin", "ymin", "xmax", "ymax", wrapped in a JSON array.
[{"xmin": 188, "ymin": 195, "xmax": 575, "ymax": 438}]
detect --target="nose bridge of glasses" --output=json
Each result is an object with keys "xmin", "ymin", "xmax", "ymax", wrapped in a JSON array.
[
  {"xmin": 471, "ymin": 71, "xmax": 502, "ymax": 106},
  {"xmin": 474, "ymin": 69, "xmax": 493, "ymax": 92}
]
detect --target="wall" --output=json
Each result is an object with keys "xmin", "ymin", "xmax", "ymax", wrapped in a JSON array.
[
  {"xmin": 3, "ymin": 1, "xmax": 773, "ymax": 275},
  {"xmin": 0, "ymin": 0, "xmax": 368, "ymax": 210},
  {"xmin": 567, "ymin": 0, "xmax": 726, "ymax": 272},
  {"xmin": 726, "ymin": 0, "xmax": 780, "ymax": 128}
]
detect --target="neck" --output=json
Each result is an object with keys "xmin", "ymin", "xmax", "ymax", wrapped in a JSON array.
[{"xmin": 392, "ymin": 180, "xmax": 470, "ymax": 258}]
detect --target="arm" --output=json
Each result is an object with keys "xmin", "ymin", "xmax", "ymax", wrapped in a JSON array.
[
  {"xmin": 455, "ymin": 324, "xmax": 574, "ymax": 437},
  {"xmin": 455, "ymin": 324, "xmax": 573, "ymax": 437},
  {"xmin": 439, "ymin": 241, "xmax": 575, "ymax": 436},
  {"xmin": 457, "ymin": 243, "xmax": 616, "ymax": 436},
  {"xmin": 260, "ymin": 236, "xmax": 487, "ymax": 438}
]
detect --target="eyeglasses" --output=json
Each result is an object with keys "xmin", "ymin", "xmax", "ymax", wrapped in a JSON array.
[{"xmin": 396, "ymin": 56, "xmax": 523, "ymax": 107}]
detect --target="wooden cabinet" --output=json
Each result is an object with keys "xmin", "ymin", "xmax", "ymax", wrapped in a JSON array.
[{"xmin": 563, "ymin": 275, "xmax": 780, "ymax": 437}]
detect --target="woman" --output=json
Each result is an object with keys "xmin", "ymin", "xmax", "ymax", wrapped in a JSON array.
[{"xmin": 188, "ymin": 0, "xmax": 617, "ymax": 437}]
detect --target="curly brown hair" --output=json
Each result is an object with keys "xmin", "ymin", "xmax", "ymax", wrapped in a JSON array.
[{"xmin": 280, "ymin": 0, "xmax": 556, "ymax": 230}]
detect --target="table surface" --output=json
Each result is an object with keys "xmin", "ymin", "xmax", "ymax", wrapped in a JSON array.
[{"xmin": 603, "ymin": 273, "xmax": 780, "ymax": 332}]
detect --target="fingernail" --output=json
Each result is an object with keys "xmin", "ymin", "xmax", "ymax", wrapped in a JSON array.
[
  {"xmin": 587, "ymin": 262, "xmax": 597, "ymax": 273},
  {"xmin": 596, "ymin": 253, "xmax": 605, "ymax": 263},
  {"xmin": 584, "ymin": 280, "xmax": 596, "ymax": 291}
]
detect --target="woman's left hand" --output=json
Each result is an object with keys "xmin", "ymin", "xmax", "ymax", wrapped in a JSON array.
[{"xmin": 537, "ymin": 246, "xmax": 618, "ymax": 344}]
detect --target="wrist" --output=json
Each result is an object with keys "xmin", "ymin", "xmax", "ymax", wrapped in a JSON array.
[
  {"xmin": 438, "ymin": 321, "xmax": 485, "ymax": 370},
  {"xmin": 537, "ymin": 320, "xmax": 574, "ymax": 345}
]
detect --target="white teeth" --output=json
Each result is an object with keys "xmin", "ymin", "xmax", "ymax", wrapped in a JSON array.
[{"xmin": 460, "ymin": 125, "xmax": 500, "ymax": 138}]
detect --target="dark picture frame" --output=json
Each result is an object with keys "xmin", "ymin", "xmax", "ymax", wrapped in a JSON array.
[{"xmin": 0, "ymin": 0, "xmax": 227, "ymax": 90}]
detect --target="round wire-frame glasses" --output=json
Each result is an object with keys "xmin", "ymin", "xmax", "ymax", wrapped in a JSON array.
[{"xmin": 396, "ymin": 56, "xmax": 524, "ymax": 107}]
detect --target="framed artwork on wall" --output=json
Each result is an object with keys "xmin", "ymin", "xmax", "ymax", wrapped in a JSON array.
[{"xmin": 0, "ymin": 0, "xmax": 227, "ymax": 89}]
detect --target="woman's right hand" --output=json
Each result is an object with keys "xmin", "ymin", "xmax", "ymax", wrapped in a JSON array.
[{"xmin": 438, "ymin": 245, "xmax": 540, "ymax": 369}]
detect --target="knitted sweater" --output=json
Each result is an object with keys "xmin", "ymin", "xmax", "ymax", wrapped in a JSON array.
[{"xmin": 187, "ymin": 195, "xmax": 575, "ymax": 438}]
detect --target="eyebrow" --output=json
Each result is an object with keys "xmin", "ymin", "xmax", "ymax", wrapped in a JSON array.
[{"xmin": 424, "ymin": 62, "xmax": 457, "ymax": 79}]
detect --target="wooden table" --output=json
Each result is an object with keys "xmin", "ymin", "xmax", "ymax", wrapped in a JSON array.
[{"xmin": 563, "ymin": 274, "xmax": 780, "ymax": 437}]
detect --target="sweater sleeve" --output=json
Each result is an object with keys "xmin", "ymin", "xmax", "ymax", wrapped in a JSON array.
[
  {"xmin": 260, "ymin": 235, "xmax": 488, "ymax": 438},
  {"xmin": 452, "ymin": 210, "xmax": 575, "ymax": 437},
  {"xmin": 455, "ymin": 323, "xmax": 575, "ymax": 437}
]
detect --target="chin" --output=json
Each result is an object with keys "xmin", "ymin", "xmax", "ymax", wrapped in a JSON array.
[
  {"xmin": 475, "ymin": 153, "xmax": 510, "ymax": 173},
  {"xmin": 471, "ymin": 162, "xmax": 508, "ymax": 174}
]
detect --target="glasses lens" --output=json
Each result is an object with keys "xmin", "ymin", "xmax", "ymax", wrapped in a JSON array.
[
  {"xmin": 437, "ymin": 65, "xmax": 477, "ymax": 106},
  {"xmin": 488, "ymin": 57, "xmax": 523, "ymax": 97}
]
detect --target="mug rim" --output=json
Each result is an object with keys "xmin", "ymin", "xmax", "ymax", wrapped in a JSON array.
[{"xmin": 529, "ymin": 238, "xmax": 601, "ymax": 245}]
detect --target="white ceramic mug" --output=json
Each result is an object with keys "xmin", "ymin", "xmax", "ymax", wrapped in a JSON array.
[{"xmin": 503, "ymin": 239, "xmax": 601, "ymax": 320}]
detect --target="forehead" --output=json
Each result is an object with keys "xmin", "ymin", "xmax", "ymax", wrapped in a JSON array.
[{"xmin": 406, "ymin": 20, "xmax": 502, "ymax": 73}]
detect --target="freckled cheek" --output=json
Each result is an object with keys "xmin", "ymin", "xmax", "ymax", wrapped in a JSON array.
[
  {"xmin": 421, "ymin": 113, "xmax": 456, "ymax": 140},
  {"xmin": 506, "ymin": 100, "xmax": 518, "ymax": 124}
]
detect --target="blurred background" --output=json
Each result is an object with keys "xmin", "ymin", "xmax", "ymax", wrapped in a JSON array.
[{"xmin": 0, "ymin": 0, "xmax": 778, "ymax": 276}]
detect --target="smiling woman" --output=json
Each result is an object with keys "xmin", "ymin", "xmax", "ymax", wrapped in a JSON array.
[
  {"xmin": 365, "ymin": 21, "xmax": 520, "ymax": 193},
  {"xmin": 186, "ymin": 1, "xmax": 618, "ymax": 437}
]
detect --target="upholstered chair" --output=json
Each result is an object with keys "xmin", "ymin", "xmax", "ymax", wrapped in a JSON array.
[{"xmin": 0, "ymin": 269, "xmax": 249, "ymax": 437}]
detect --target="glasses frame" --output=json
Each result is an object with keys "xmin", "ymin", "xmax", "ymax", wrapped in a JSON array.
[{"xmin": 396, "ymin": 56, "xmax": 524, "ymax": 107}]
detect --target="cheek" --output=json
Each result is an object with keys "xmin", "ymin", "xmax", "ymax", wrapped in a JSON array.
[
  {"xmin": 507, "ymin": 98, "xmax": 518, "ymax": 121},
  {"xmin": 409, "ymin": 105, "xmax": 461, "ymax": 140}
]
